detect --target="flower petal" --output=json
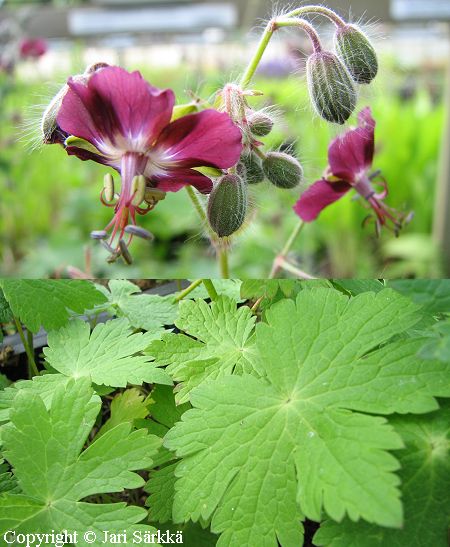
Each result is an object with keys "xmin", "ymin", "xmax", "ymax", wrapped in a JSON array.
[
  {"xmin": 155, "ymin": 109, "xmax": 242, "ymax": 169},
  {"xmin": 154, "ymin": 168, "xmax": 213, "ymax": 194},
  {"xmin": 57, "ymin": 66, "xmax": 175, "ymax": 152},
  {"xmin": 293, "ymin": 179, "xmax": 351, "ymax": 221},
  {"xmin": 327, "ymin": 106, "xmax": 375, "ymax": 182}
]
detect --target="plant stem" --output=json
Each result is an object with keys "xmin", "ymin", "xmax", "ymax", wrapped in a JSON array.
[
  {"xmin": 202, "ymin": 279, "xmax": 219, "ymax": 300},
  {"xmin": 185, "ymin": 185, "xmax": 208, "ymax": 225},
  {"xmin": 285, "ymin": 5, "xmax": 346, "ymax": 27},
  {"xmin": 270, "ymin": 220, "xmax": 306, "ymax": 278},
  {"xmin": 185, "ymin": 186, "xmax": 231, "ymax": 278},
  {"xmin": 218, "ymin": 245, "xmax": 230, "ymax": 279},
  {"xmin": 174, "ymin": 279, "xmax": 203, "ymax": 302},
  {"xmin": 13, "ymin": 317, "xmax": 39, "ymax": 378},
  {"xmin": 239, "ymin": 20, "xmax": 276, "ymax": 88},
  {"xmin": 276, "ymin": 257, "xmax": 316, "ymax": 279},
  {"xmin": 239, "ymin": 16, "xmax": 323, "ymax": 89}
]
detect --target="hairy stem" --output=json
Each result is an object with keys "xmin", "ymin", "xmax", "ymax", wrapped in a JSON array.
[
  {"xmin": 239, "ymin": 16, "xmax": 322, "ymax": 88},
  {"xmin": 14, "ymin": 317, "xmax": 39, "ymax": 378},
  {"xmin": 174, "ymin": 279, "xmax": 203, "ymax": 302},
  {"xmin": 218, "ymin": 245, "xmax": 230, "ymax": 278},
  {"xmin": 202, "ymin": 279, "xmax": 219, "ymax": 300},
  {"xmin": 285, "ymin": 5, "xmax": 346, "ymax": 27}
]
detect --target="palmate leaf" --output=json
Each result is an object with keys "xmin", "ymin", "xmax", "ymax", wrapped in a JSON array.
[
  {"xmin": 387, "ymin": 279, "xmax": 450, "ymax": 314},
  {"xmin": 314, "ymin": 401, "xmax": 450, "ymax": 547},
  {"xmin": 0, "ymin": 318, "xmax": 171, "ymax": 422},
  {"xmin": 98, "ymin": 279, "xmax": 179, "ymax": 330},
  {"xmin": 43, "ymin": 318, "xmax": 172, "ymax": 387},
  {"xmin": 148, "ymin": 296, "xmax": 262, "ymax": 403},
  {"xmin": 165, "ymin": 289, "xmax": 450, "ymax": 546},
  {"xmin": 0, "ymin": 379, "xmax": 160, "ymax": 545},
  {"xmin": 419, "ymin": 319, "xmax": 450, "ymax": 363},
  {"xmin": 0, "ymin": 280, "xmax": 107, "ymax": 333}
]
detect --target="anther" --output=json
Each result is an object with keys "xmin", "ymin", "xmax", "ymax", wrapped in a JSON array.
[{"xmin": 131, "ymin": 175, "xmax": 146, "ymax": 206}]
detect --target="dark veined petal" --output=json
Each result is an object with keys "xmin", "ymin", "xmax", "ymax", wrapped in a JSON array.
[
  {"xmin": 293, "ymin": 179, "xmax": 351, "ymax": 221},
  {"xmin": 154, "ymin": 168, "xmax": 213, "ymax": 194},
  {"xmin": 154, "ymin": 109, "xmax": 242, "ymax": 169},
  {"xmin": 327, "ymin": 106, "xmax": 375, "ymax": 182},
  {"xmin": 57, "ymin": 66, "xmax": 175, "ymax": 152}
]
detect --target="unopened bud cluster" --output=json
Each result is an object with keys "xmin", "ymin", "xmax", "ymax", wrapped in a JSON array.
[{"xmin": 305, "ymin": 17, "xmax": 378, "ymax": 124}]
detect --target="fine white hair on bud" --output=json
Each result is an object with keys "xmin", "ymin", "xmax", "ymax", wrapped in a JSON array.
[
  {"xmin": 207, "ymin": 174, "xmax": 248, "ymax": 237},
  {"xmin": 306, "ymin": 51, "xmax": 357, "ymax": 124},
  {"xmin": 262, "ymin": 152, "xmax": 303, "ymax": 189},
  {"xmin": 334, "ymin": 24, "xmax": 378, "ymax": 84}
]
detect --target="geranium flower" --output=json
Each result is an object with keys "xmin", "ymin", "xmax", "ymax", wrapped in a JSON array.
[
  {"xmin": 294, "ymin": 107, "xmax": 411, "ymax": 235},
  {"xmin": 19, "ymin": 38, "xmax": 47, "ymax": 59},
  {"xmin": 51, "ymin": 65, "xmax": 242, "ymax": 257}
]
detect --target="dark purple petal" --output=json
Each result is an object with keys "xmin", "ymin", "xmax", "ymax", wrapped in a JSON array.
[
  {"xmin": 155, "ymin": 109, "xmax": 242, "ymax": 169},
  {"xmin": 327, "ymin": 106, "xmax": 375, "ymax": 182},
  {"xmin": 293, "ymin": 179, "xmax": 351, "ymax": 221},
  {"xmin": 57, "ymin": 66, "xmax": 175, "ymax": 151},
  {"xmin": 154, "ymin": 168, "xmax": 213, "ymax": 194},
  {"xmin": 65, "ymin": 145, "xmax": 114, "ymax": 167}
]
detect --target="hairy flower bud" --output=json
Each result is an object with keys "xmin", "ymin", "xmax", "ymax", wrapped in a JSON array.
[
  {"xmin": 306, "ymin": 51, "xmax": 357, "ymax": 124},
  {"xmin": 247, "ymin": 111, "xmax": 274, "ymax": 137},
  {"xmin": 335, "ymin": 24, "xmax": 378, "ymax": 84},
  {"xmin": 237, "ymin": 152, "xmax": 264, "ymax": 185},
  {"xmin": 262, "ymin": 152, "xmax": 303, "ymax": 189},
  {"xmin": 41, "ymin": 62, "xmax": 109, "ymax": 144},
  {"xmin": 207, "ymin": 174, "xmax": 248, "ymax": 237}
]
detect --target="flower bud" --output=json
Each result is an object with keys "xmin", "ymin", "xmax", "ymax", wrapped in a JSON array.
[
  {"xmin": 41, "ymin": 63, "xmax": 108, "ymax": 145},
  {"xmin": 334, "ymin": 25, "xmax": 378, "ymax": 84},
  {"xmin": 41, "ymin": 84, "xmax": 69, "ymax": 144},
  {"xmin": 207, "ymin": 174, "xmax": 247, "ymax": 237},
  {"xmin": 306, "ymin": 51, "xmax": 357, "ymax": 124},
  {"xmin": 237, "ymin": 152, "xmax": 264, "ymax": 185},
  {"xmin": 262, "ymin": 152, "xmax": 303, "ymax": 189},
  {"xmin": 247, "ymin": 111, "xmax": 274, "ymax": 137}
]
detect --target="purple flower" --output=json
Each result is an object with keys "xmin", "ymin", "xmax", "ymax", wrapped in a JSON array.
[
  {"xmin": 19, "ymin": 38, "xmax": 47, "ymax": 59},
  {"xmin": 54, "ymin": 65, "xmax": 242, "ymax": 252},
  {"xmin": 294, "ymin": 107, "xmax": 411, "ymax": 235}
]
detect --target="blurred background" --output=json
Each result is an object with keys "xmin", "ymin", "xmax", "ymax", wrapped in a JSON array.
[{"xmin": 0, "ymin": 0, "xmax": 449, "ymax": 278}]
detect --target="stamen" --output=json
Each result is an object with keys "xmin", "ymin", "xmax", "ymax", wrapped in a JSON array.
[
  {"xmin": 90, "ymin": 230, "xmax": 108, "ymax": 240},
  {"xmin": 131, "ymin": 175, "xmax": 146, "ymax": 206},
  {"xmin": 124, "ymin": 225, "xmax": 154, "ymax": 240},
  {"xmin": 103, "ymin": 173, "xmax": 115, "ymax": 202},
  {"xmin": 119, "ymin": 239, "xmax": 133, "ymax": 264}
]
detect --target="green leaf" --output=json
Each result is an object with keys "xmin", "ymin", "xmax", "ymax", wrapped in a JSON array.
[
  {"xmin": 100, "ymin": 279, "xmax": 179, "ymax": 330},
  {"xmin": 144, "ymin": 385, "xmax": 191, "ymax": 518},
  {"xmin": 43, "ymin": 318, "xmax": 172, "ymax": 387},
  {"xmin": 240, "ymin": 279, "xmax": 299, "ymax": 300},
  {"xmin": 96, "ymin": 388, "xmax": 150, "ymax": 438},
  {"xmin": 186, "ymin": 280, "xmax": 244, "ymax": 302},
  {"xmin": 388, "ymin": 279, "xmax": 450, "ymax": 314},
  {"xmin": 0, "ymin": 378, "xmax": 160, "ymax": 542},
  {"xmin": 0, "ymin": 461, "xmax": 19, "ymax": 494},
  {"xmin": 0, "ymin": 280, "xmax": 107, "ymax": 333},
  {"xmin": 164, "ymin": 289, "xmax": 449, "ymax": 545},
  {"xmin": 158, "ymin": 521, "xmax": 218, "ymax": 547},
  {"xmin": 314, "ymin": 401, "xmax": 450, "ymax": 547},
  {"xmin": 332, "ymin": 279, "xmax": 385, "ymax": 295},
  {"xmin": 0, "ymin": 289, "xmax": 12, "ymax": 324},
  {"xmin": 419, "ymin": 319, "xmax": 450, "ymax": 362},
  {"xmin": 148, "ymin": 296, "xmax": 261, "ymax": 403}
]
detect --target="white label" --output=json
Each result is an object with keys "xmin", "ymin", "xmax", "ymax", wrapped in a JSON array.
[
  {"xmin": 68, "ymin": 3, "xmax": 237, "ymax": 35},
  {"xmin": 391, "ymin": 0, "xmax": 450, "ymax": 20}
]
